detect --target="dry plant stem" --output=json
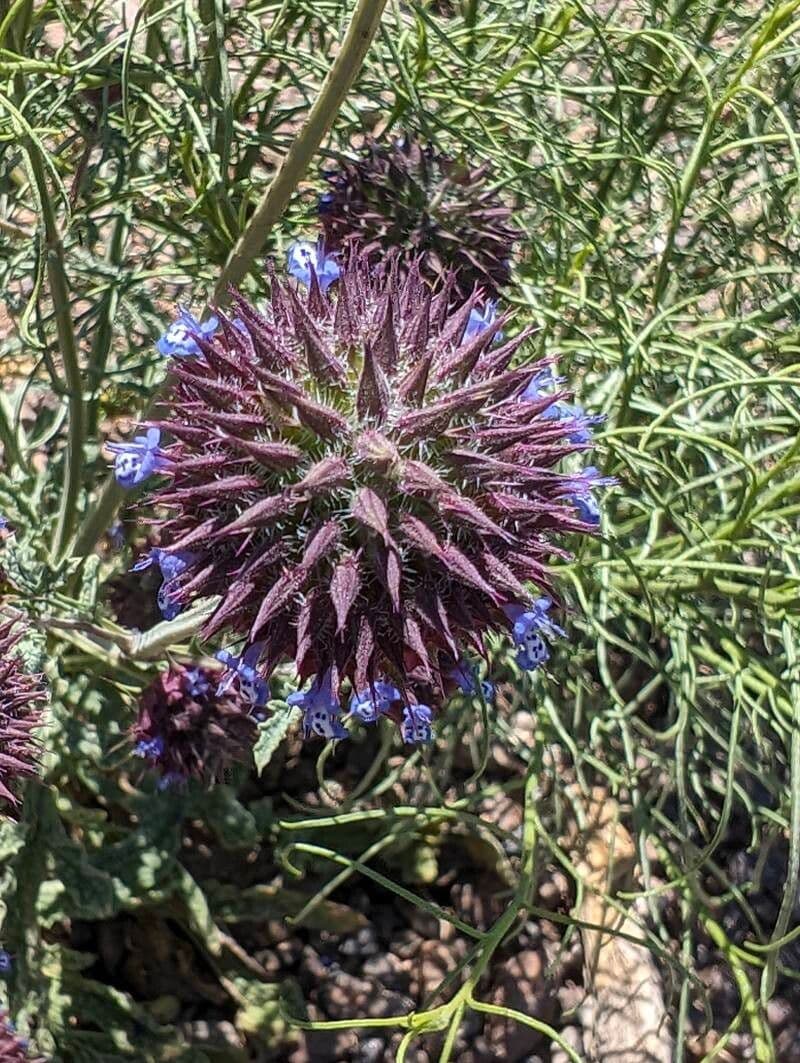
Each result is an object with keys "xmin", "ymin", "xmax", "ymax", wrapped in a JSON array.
[
  {"xmin": 73, "ymin": 0, "xmax": 387, "ymax": 558},
  {"xmin": 211, "ymin": 0, "xmax": 389, "ymax": 305}
]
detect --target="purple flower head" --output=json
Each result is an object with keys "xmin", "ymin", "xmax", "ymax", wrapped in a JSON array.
[
  {"xmin": 463, "ymin": 300, "xmax": 503, "ymax": 344},
  {"xmin": 0, "ymin": 516, "xmax": 7, "ymax": 531},
  {"xmin": 503, "ymin": 598, "xmax": 565, "ymax": 672},
  {"xmin": 139, "ymin": 245, "xmax": 601, "ymax": 746},
  {"xmin": 401, "ymin": 704, "xmax": 433, "ymax": 744},
  {"xmin": 349, "ymin": 680, "xmax": 402, "ymax": 723},
  {"xmin": 450, "ymin": 659, "xmax": 495, "ymax": 701},
  {"xmin": 568, "ymin": 466, "xmax": 616, "ymax": 526},
  {"xmin": 0, "ymin": 949, "xmax": 11, "ymax": 975},
  {"xmin": 107, "ymin": 427, "xmax": 170, "ymax": 489},
  {"xmin": 156, "ymin": 308, "xmax": 219, "ymax": 358},
  {"xmin": 215, "ymin": 643, "xmax": 270, "ymax": 708},
  {"xmin": 319, "ymin": 135, "xmax": 523, "ymax": 300},
  {"xmin": 286, "ymin": 239, "xmax": 340, "ymax": 292},
  {"xmin": 133, "ymin": 665, "xmax": 256, "ymax": 786},
  {"xmin": 288, "ymin": 669, "xmax": 348, "ymax": 740},
  {"xmin": 0, "ymin": 620, "xmax": 45, "ymax": 814}
]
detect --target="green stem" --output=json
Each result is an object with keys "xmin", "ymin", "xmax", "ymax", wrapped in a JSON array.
[
  {"xmin": 25, "ymin": 145, "xmax": 84, "ymax": 560},
  {"xmin": 211, "ymin": 0, "xmax": 388, "ymax": 305}
]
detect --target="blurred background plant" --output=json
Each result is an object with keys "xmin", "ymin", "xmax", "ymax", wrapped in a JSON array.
[{"xmin": 1, "ymin": 0, "xmax": 800, "ymax": 1060}]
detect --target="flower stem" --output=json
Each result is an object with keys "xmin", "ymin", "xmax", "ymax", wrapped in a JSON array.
[
  {"xmin": 211, "ymin": 0, "xmax": 388, "ymax": 305},
  {"xmin": 22, "ymin": 134, "xmax": 84, "ymax": 561}
]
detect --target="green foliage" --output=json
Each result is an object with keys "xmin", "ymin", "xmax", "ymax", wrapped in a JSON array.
[{"xmin": 1, "ymin": 0, "xmax": 799, "ymax": 1059}]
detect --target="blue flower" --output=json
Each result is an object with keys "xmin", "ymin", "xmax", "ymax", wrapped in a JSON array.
[
  {"xmin": 463, "ymin": 300, "xmax": 503, "ymax": 344},
  {"xmin": 288, "ymin": 668, "xmax": 348, "ymax": 740},
  {"xmin": 156, "ymin": 309, "xmax": 219, "ymax": 358},
  {"xmin": 132, "ymin": 548, "xmax": 192, "ymax": 620},
  {"xmin": 215, "ymin": 644, "xmax": 269, "ymax": 708},
  {"xmin": 503, "ymin": 599, "xmax": 565, "ymax": 672},
  {"xmin": 568, "ymin": 466, "xmax": 615, "ymax": 526},
  {"xmin": 157, "ymin": 771, "xmax": 185, "ymax": 792},
  {"xmin": 184, "ymin": 667, "xmax": 212, "ymax": 699},
  {"xmin": 401, "ymin": 704, "xmax": 433, "ymax": 744},
  {"xmin": 0, "ymin": 516, "xmax": 7, "ymax": 531},
  {"xmin": 286, "ymin": 240, "xmax": 340, "ymax": 292},
  {"xmin": 522, "ymin": 371, "xmax": 602, "ymax": 445},
  {"xmin": 349, "ymin": 680, "xmax": 401, "ymax": 723},
  {"xmin": 450, "ymin": 660, "xmax": 495, "ymax": 701},
  {"xmin": 134, "ymin": 736, "xmax": 165, "ymax": 759},
  {"xmin": 107, "ymin": 427, "xmax": 170, "ymax": 489},
  {"xmin": 0, "ymin": 949, "xmax": 11, "ymax": 975},
  {"xmin": 318, "ymin": 191, "xmax": 336, "ymax": 214}
]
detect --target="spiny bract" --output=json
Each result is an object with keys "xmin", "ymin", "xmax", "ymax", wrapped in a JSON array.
[
  {"xmin": 319, "ymin": 136, "xmax": 522, "ymax": 300},
  {"xmin": 135, "ymin": 246, "xmax": 601, "ymax": 740},
  {"xmin": 0, "ymin": 619, "xmax": 45, "ymax": 814}
]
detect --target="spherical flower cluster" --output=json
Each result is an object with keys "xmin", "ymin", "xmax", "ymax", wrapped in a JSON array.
[
  {"xmin": 0, "ymin": 619, "xmax": 45, "ymax": 814},
  {"xmin": 319, "ymin": 136, "xmax": 522, "ymax": 300},
  {"xmin": 114, "ymin": 241, "xmax": 610, "ymax": 745},
  {"xmin": 132, "ymin": 665, "xmax": 256, "ymax": 786}
]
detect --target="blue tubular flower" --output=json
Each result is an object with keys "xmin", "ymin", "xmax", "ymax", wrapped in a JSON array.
[
  {"xmin": 215, "ymin": 643, "xmax": 269, "ymax": 708},
  {"xmin": 568, "ymin": 466, "xmax": 615, "ymax": 526},
  {"xmin": 157, "ymin": 771, "xmax": 186, "ymax": 792},
  {"xmin": 401, "ymin": 704, "xmax": 433, "ymax": 744},
  {"xmin": 449, "ymin": 660, "xmax": 495, "ymax": 701},
  {"xmin": 107, "ymin": 427, "xmax": 170, "ymax": 489},
  {"xmin": 349, "ymin": 680, "xmax": 402, "ymax": 723},
  {"xmin": 0, "ymin": 950, "xmax": 11, "ymax": 975},
  {"xmin": 522, "ymin": 372, "xmax": 603, "ymax": 445},
  {"xmin": 184, "ymin": 667, "xmax": 212, "ymax": 698},
  {"xmin": 287, "ymin": 668, "xmax": 348, "ymax": 740},
  {"xmin": 134, "ymin": 736, "xmax": 165, "ymax": 759},
  {"xmin": 156, "ymin": 309, "xmax": 219, "ymax": 358},
  {"xmin": 132, "ymin": 548, "xmax": 191, "ymax": 620},
  {"xmin": 503, "ymin": 599, "xmax": 565, "ymax": 672},
  {"xmin": 463, "ymin": 300, "xmax": 502, "ymax": 344},
  {"xmin": 286, "ymin": 239, "xmax": 340, "ymax": 292}
]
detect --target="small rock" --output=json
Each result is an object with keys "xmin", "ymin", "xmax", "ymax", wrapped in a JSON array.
[
  {"xmin": 767, "ymin": 996, "xmax": 793, "ymax": 1030},
  {"xmin": 356, "ymin": 1036, "xmax": 386, "ymax": 1063},
  {"xmin": 363, "ymin": 951, "xmax": 412, "ymax": 993}
]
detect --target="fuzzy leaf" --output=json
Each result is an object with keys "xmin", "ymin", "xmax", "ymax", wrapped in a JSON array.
[{"xmin": 253, "ymin": 704, "xmax": 302, "ymax": 775}]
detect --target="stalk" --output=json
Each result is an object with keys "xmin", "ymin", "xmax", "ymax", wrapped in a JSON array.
[{"xmin": 211, "ymin": 0, "xmax": 388, "ymax": 304}]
